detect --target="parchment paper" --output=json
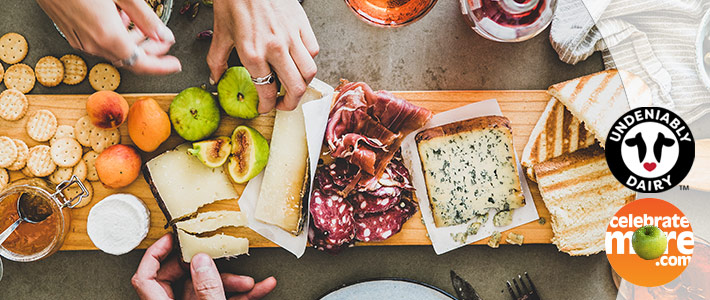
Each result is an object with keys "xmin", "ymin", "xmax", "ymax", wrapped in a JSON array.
[
  {"xmin": 399, "ymin": 99, "xmax": 539, "ymax": 255},
  {"xmin": 238, "ymin": 80, "xmax": 333, "ymax": 258}
]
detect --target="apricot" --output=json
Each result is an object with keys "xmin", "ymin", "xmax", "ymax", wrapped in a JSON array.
[
  {"xmin": 127, "ymin": 97, "xmax": 171, "ymax": 152},
  {"xmin": 95, "ymin": 145, "xmax": 142, "ymax": 189},
  {"xmin": 87, "ymin": 91, "xmax": 129, "ymax": 129}
]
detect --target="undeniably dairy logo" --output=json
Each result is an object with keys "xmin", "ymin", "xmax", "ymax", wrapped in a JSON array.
[
  {"xmin": 605, "ymin": 107, "xmax": 694, "ymax": 192},
  {"xmin": 606, "ymin": 198, "xmax": 694, "ymax": 287}
]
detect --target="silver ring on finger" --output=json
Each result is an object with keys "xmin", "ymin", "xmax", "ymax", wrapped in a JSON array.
[
  {"xmin": 112, "ymin": 45, "xmax": 145, "ymax": 68},
  {"xmin": 251, "ymin": 72, "xmax": 276, "ymax": 85}
]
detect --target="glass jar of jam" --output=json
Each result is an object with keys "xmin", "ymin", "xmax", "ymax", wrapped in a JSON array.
[{"xmin": 0, "ymin": 176, "xmax": 88, "ymax": 262}]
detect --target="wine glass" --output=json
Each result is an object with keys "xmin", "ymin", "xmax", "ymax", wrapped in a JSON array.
[{"xmin": 344, "ymin": 0, "xmax": 438, "ymax": 27}]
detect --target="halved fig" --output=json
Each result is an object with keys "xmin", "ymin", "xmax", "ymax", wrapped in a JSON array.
[
  {"xmin": 226, "ymin": 125, "xmax": 269, "ymax": 183},
  {"xmin": 187, "ymin": 136, "xmax": 231, "ymax": 168}
]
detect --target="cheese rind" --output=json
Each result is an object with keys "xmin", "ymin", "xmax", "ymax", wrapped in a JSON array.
[
  {"xmin": 145, "ymin": 143, "xmax": 239, "ymax": 222},
  {"xmin": 415, "ymin": 116, "xmax": 525, "ymax": 227},
  {"xmin": 254, "ymin": 86, "xmax": 323, "ymax": 234},
  {"xmin": 177, "ymin": 230, "xmax": 249, "ymax": 263},
  {"xmin": 175, "ymin": 211, "xmax": 247, "ymax": 234}
]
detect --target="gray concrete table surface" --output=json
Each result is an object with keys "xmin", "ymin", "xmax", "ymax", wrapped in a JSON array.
[{"xmin": 0, "ymin": 0, "xmax": 615, "ymax": 299}]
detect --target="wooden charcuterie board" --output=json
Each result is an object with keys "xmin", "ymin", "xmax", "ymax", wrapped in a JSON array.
[{"xmin": 0, "ymin": 91, "xmax": 553, "ymax": 250}]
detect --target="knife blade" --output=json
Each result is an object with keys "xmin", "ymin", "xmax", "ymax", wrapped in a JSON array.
[{"xmin": 450, "ymin": 270, "xmax": 483, "ymax": 300}]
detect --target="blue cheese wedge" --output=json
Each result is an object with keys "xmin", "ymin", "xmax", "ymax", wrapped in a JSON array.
[{"xmin": 415, "ymin": 116, "xmax": 525, "ymax": 227}]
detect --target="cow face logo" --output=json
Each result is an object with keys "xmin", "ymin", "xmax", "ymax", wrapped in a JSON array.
[{"xmin": 606, "ymin": 107, "xmax": 694, "ymax": 193}]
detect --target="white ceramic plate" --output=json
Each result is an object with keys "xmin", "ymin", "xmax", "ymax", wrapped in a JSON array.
[{"xmin": 319, "ymin": 278, "xmax": 455, "ymax": 300}]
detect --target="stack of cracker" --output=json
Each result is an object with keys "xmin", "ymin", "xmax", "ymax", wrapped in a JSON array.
[
  {"xmin": 522, "ymin": 69, "xmax": 651, "ymax": 256},
  {"xmin": 0, "ymin": 100, "xmax": 121, "ymax": 209},
  {"xmin": 0, "ymin": 32, "xmax": 119, "ymax": 92}
]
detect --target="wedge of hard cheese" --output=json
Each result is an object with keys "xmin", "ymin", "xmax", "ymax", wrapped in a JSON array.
[
  {"xmin": 145, "ymin": 143, "xmax": 239, "ymax": 223},
  {"xmin": 547, "ymin": 69, "xmax": 652, "ymax": 146},
  {"xmin": 255, "ymin": 80, "xmax": 333, "ymax": 235},
  {"xmin": 521, "ymin": 97, "xmax": 596, "ymax": 181},
  {"xmin": 176, "ymin": 230, "xmax": 249, "ymax": 263},
  {"xmin": 534, "ymin": 145, "xmax": 635, "ymax": 256},
  {"xmin": 175, "ymin": 210, "xmax": 247, "ymax": 234}
]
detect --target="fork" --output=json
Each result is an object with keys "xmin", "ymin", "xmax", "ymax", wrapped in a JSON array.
[{"xmin": 506, "ymin": 272, "xmax": 541, "ymax": 300}]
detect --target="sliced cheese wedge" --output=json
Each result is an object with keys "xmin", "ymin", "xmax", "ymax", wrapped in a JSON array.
[
  {"xmin": 177, "ymin": 230, "xmax": 249, "ymax": 263},
  {"xmin": 146, "ymin": 143, "xmax": 239, "ymax": 222},
  {"xmin": 255, "ymin": 81, "xmax": 332, "ymax": 234},
  {"xmin": 175, "ymin": 210, "xmax": 247, "ymax": 234}
]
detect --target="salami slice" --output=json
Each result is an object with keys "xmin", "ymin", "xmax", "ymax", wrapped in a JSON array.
[
  {"xmin": 308, "ymin": 226, "xmax": 352, "ymax": 254},
  {"xmin": 349, "ymin": 186, "xmax": 400, "ymax": 214},
  {"xmin": 309, "ymin": 167, "xmax": 356, "ymax": 248},
  {"xmin": 354, "ymin": 191, "xmax": 417, "ymax": 242}
]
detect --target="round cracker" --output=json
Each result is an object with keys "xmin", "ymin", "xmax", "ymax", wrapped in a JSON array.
[
  {"xmin": 89, "ymin": 127, "xmax": 120, "ymax": 153},
  {"xmin": 60, "ymin": 54, "xmax": 87, "ymax": 85},
  {"xmin": 7, "ymin": 138, "xmax": 28, "ymax": 171},
  {"xmin": 0, "ymin": 136, "xmax": 18, "ymax": 169},
  {"xmin": 89, "ymin": 63, "xmax": 120, "ymax": 91},
  {"xmin": 0, "ymin": 33, "xmax": 28, "ymax": 64},
  {"xmin": 74, "ymin": 116, "xmax": 94, "ymax": 147},
  {"xmin": 0, "ymin": 168, "xmax": 8, "ymax": 191},
  {"xmin": 72, "ymin": 159, "xmax": 87, "ymax": 182},
  {"xmin": 64, "ymin": 180, "xmax": 93, "ymax": 208},
  {"xmin": 48, "ymin": 166, "xmax": 73, "ymax": 185},
  {"xmin": 0, "ymin": 88, "xmax": 28, "ymax": 121},
  {"xmin": 50, "ymin": 137, "xmax": 82, "ymax": 167},
  {"xmin": 0, "ymin": 63, "xmax": 4, "ymax": 84},
  {"xmin": 27, "ymin": 145, "xmax": 56, "ymax": 177},
  {"xmin": 35, "ymin": 56, "xmax": 64, "ymax": 87},
  {"xmin": 83, "ymin": 151, "xmax": 100, "ymax": 181},
  {"xmin": 26, "ymin": 109, "xmax": 58, "ymax": 142},
  {"xmin": 4, "ymin": 63, "xmax": 35, "ymax": 94},
  {"xmin": 51, "ymin": 125, "xmax": 75, "ymax": 145}
]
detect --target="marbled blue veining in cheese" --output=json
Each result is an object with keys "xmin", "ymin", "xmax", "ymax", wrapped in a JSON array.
[{"xmin": 417, "ymin": 121, "xmax": 525, "ymax": 227}]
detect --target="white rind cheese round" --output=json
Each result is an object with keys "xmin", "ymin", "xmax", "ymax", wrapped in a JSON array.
[{"xmin": 87, "ymin": 193, "xmax": 150, "ymax": 255}]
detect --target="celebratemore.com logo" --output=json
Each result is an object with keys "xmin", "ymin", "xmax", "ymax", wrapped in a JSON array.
[
  {"xmin": 606, "ymin": 198, "xmax": 694, "ymax": 287},
  {"xmin": 605, "ymin": 107, "xmax": 695, "ymax": 193}
]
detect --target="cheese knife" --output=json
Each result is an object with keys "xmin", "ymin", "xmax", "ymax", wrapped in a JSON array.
[{"xmin": 450, "ymin": 270, "xmax": 483, "ymax": 300}]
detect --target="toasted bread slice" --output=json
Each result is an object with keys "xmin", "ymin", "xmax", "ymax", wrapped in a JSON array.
[
  {"xmin": 521, "ymin": 97, "xmax": 596, "ymax": 181},
  {"xmin": 534, "ymin": 145, "xmax": 635, "ymax": 256},
  {"xmin": 548, "ymin": 69, "xmax": 652, "ymax": 146}
]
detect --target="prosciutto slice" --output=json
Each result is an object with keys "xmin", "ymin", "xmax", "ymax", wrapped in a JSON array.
[{"xmin": 325, "ymin": 81, "xmax": 432, "ymax": 190}]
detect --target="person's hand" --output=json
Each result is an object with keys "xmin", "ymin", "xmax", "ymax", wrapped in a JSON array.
[
  {"xmin": 208, "ymin": 0, "xmax": 319, "ymax": 113},
  {"xmin": 36, "ymin": 0, "xmax": 181, "ymax": 74},
  {"xmin": 131, "ymin": 234, "xmax": 277, "ymax": 300}
]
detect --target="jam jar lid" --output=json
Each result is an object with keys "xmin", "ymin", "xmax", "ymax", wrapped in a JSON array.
[{"xmin": 0, "ymin": 176, "xmax": 88, "ymax": 262}]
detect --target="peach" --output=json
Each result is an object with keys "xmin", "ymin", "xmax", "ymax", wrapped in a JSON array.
[
  {"xmin": 95, "ymin": 145, "xmax": 142, "ymax": 189},
  {"xmin": 127, "ymin": 97, "xmax": 171, "ymax": 152},
  {"xmin": 87, "ymin": 91, "xmax": 129, "ymax": 129}
]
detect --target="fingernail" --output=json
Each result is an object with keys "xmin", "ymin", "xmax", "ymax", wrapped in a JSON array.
[
  {"xmin": 191, "ymin": 254, "xmax": 213, "ymax": 273},
  {"xmin": 157, "ymin": 26, "xmax": 175, "ymax": 44},
  {"xmin": 209, "ymin": 77, "xmax": 215, "ymax": 85}
]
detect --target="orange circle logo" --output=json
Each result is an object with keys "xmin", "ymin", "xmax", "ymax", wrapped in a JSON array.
[{"xmin": 607, "ymin": 198, "xmax": 694, "ymax": 287}]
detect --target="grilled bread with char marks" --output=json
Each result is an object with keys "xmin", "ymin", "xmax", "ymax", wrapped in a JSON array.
[
  {"xmin": 533, "ymin": 145, "xmax": 635, "ymax": 256},
  {"xmin": 522, "ymin": 97, "xmax": 596, "ymax": 181}
]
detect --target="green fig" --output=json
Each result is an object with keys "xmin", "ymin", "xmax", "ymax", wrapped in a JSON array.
[
  {"xmin": 169, "ymin": 87, "xmax": 220, "ymax": 141},
  {"xmin": 218, "ymin": 67, "xmax": 260, "ymax": 119},
  {"xmin": 226, "ymin": 125, "xmax": 269, "ymax": 183},
  {"xmin": 187, "ymin": 136, "xmax": 231, "ymax": 168}
]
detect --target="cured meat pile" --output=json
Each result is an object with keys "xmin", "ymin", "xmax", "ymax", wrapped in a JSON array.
[{"xmin": 309, "ymin": 81, "xmax": 432, "ymax": 253}]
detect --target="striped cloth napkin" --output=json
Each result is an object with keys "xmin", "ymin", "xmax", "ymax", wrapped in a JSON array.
[{"xmin": 550, "ymin": 0, "xmax": 710, "ymax": 123}]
